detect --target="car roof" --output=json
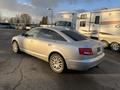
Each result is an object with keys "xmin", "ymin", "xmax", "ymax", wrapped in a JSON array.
[
  {"xmin": 47, "ymin": 27, "xmax": 70, "ymax": 31},
  {"xmin": 33, "ymin": 27, "xmax": 74, "ymax": 42},
  {"xmin": 34, "ymin": 26, "xmax": 69, "ymax": 32}
]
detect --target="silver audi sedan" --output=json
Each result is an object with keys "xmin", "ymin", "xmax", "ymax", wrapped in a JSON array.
[{"xmin": 12, "ymin": 27, "xmax": 105, "ymax": 73}]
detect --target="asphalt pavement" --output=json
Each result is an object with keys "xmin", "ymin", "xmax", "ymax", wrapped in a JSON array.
[{"xmin": 0, "ymin": 29, "xmax": 120, "ymax": 90}]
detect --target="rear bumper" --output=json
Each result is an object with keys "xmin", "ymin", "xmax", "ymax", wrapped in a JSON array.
[{"xmin": 66, "ymin": 53, "xmax": 105, "ymax": 70}]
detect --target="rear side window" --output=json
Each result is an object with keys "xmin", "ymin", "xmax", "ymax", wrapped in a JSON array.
[
  {"xmin": 38, "ymin": 28, "xmax": 66, "ymax": 41},
  {"xmin": 61, "ymin": 31, "xmax": 87, "ymax": 41}
]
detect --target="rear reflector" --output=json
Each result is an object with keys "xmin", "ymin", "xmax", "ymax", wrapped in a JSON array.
[{"xmin": 79, "ymin": 48, "xmax": 93, "ymax": 55}]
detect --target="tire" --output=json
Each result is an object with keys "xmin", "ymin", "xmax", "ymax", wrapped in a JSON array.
[
  {"xmin": 12, "ymin": 41, "xmax": 20, "ymax": 53},
  {"xmin": 110, "ymin": 42, "xmax": 120, "ymax": 52},
  {"xmin": 49, "ymin": 53, "xmax": 66, "ymax": 73},
  {"xmin": 101, "ymin": 40, "xmax": 109, "ymax": 48}
]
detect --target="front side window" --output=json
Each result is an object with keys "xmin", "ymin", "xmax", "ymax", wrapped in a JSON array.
[
  {"xmin": 61, "ymin": 31, "xmax": 87, "ymax": 41},
  {"xmin": 38, "ymin": 29, "xmax": 66, "ymax": 41},
  {"xmin": 25, "ymin": 28, "xmax": 39, "ymax": 37}
]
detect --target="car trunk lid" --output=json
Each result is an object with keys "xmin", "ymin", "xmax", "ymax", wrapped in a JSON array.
[{"xmin": 72, "ymin": 39, "xmax": 104, "ymax": 59}]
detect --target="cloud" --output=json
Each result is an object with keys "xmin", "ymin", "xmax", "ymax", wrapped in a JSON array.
[
  {"xmin": 0, "ymin": 0, "xmax": 17, "ymax": 10},
  {"xmin": 0, "ymin": 0, "xmax": 93, "ymax": 11},
  {"xmin": 0, "ymin": 0, "xmax": 112, "ymax": 22},
  {"xmin": 31, "ymin": 0, "xmax": 81, "ymax": 8}
]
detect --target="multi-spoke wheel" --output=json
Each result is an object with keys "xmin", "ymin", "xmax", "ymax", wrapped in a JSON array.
[
  {"xmin": 49, "ymin": 53, "xmax": 66, "ymax": 73},
  {"xmin": 12, "ymin": 41, "xmax": 20, "ymax": 53},
  {"xmin": 110, "ymin": 42, "xmax": 120, "ymax": 52}
]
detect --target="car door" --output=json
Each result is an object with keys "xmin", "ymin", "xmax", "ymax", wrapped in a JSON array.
[
  {"xmin": 32, "ymin": 28, "xmax": 66, "ymax": 61},
  {"xmin": 20, "ymin": 29, "xmax": 39, "ymax": 52},
  {"xmin": 90, "ymin": 13, "xmax": 101, "ymax": 38}
]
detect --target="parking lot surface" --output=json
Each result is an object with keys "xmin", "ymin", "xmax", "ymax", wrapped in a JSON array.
[{"xmin": 0, "ymin": 29, "xmax": 120, "ymax": 90}]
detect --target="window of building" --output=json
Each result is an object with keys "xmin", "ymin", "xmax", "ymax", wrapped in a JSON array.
[
  {"xmin": 95, "ymin": 16, "xmax": 100, "ymax": 24},
  {"xmin": 80, "ymin": 21, "xmax": 86, "ymax": 27},
  {"xmin": 80, "ymin": 14, "xmax": 87, "ymax": 19}
]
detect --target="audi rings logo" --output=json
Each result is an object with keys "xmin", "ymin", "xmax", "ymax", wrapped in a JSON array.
[{"xmin": 115, "ymin": 24, "xmax": 120, "ymax": 28}]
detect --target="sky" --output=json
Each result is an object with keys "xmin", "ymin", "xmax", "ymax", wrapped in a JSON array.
[{"xmin": 0, "ymin": 0, "xmax": 120, "ymax": 22}]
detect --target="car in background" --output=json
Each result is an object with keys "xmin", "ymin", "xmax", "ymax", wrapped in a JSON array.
[
  {"xmin": 12, "ymin": 27, "xmax": 105, "ymax": 73},
  {"xmin": 55, "ymin": 21, "xmax": 72, "ymax": 30},
  {"xmin": 31, "ymin": 24, "xmax": 39, "ymax": 28},
  {"xmin": 25, "ymin": 24, "xmax": 39, "ymax": 30},
  {"xmin": 25, "ymin": 24, "xmax": 31, "ymax": 30},
  {"xmin": 0, "ymin": 23, "xmax": 15, "ymax": 30}
]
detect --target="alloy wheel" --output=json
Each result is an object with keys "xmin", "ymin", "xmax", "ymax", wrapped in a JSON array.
[{"xmin": 49, "ymin": 53, "xmax": 65, "ymax": 73}]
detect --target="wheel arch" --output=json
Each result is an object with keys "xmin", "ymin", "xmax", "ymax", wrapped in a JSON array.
[
  {"xmin": 110, "ymin": 42, "xmax": 120, "ymax": 45},
  {"xmin": 12, "ymin": 39, "xmax": 20, "ymax": 49},
  {"xmin": 101, "ymin": 40, "xmax": 110, "ymax": 44},
  {"xmin": 48, "ymin": 51, "xmax": 66, "ymax": 62},
  {"xmin": 12, "ymin": 37, "xmax": 19, "ymax": 43},
  {"xmin": 100, "ymin": 40, "xmax": 110, "ymax": 47},
  {"xmin": 12, "ymin": 39, "xmax": 21, "ymax": 53},
  {"xmin": 12, "ymin": 39, "xmax": 18, "ymax": 44}
]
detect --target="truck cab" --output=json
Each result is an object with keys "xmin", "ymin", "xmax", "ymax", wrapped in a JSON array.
[{"xmin": 54, "ymin": 21, "xmax": 72, "ymax": 30}]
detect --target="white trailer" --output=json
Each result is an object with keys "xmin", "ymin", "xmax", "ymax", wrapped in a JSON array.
[
  {"xmin": 54, "ymin": 12, "xmax": 77, "ymax": 29},
  {"xmin": 76, "ymin": 8, "xmax": 120, "ymax": 51}
]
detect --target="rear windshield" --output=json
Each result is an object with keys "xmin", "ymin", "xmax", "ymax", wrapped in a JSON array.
[{"xmin": 61, "ymin": 30, "xmax": 87, "ymax": 41}]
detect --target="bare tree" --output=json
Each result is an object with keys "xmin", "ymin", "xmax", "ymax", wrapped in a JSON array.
[
  {"xmin": 8, "ymin": 14, "xmax": 20, "ymax": 24},
  {"xmin": 94, "ymin": 7, "xmax": 108, "ymax": 11},
  {"xmin": 0, "ymin": 12, "xmax": 3, "ymax": 22},
  {"xmin": 9, "ymin": 17, "xmax": 17, "ymax": 24},
  {"xmin": 39, "ymin": 16, "xmax": 48, "ymax": 25},
  {"xmin": 75, "ymin": 9, "xmax": 87, "ymax": 13},
  {"xmin": 20, "ymin": 13, "xmax": 31, "ymax": 25}
]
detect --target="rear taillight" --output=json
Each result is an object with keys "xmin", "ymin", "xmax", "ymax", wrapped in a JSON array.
[{"xmin": 79, "ymin": 48, "xmax": 93, "ymax": 55}]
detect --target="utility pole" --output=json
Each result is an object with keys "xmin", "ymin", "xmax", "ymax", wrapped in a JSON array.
[{"xmin": 47, "ymin": 8, "xmax": 53, "ymax": 27}]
